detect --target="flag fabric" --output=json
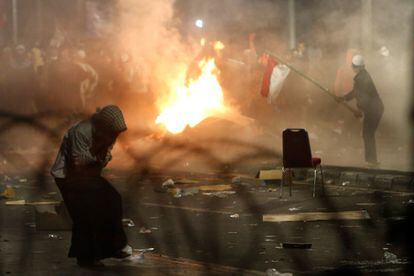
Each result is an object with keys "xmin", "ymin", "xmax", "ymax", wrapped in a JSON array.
[{"xmin": 260, "ymin": 56, "xmax": 290, "ymax": 103}]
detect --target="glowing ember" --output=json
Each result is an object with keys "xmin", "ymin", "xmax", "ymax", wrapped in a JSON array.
[{"xmin": 156, "ymin": 58, "xmax": 227, "ymax": 134}]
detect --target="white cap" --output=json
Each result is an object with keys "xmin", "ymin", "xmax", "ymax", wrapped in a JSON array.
[{"xmin": 352, "ymin": 54, "xmax": 364, "ymax": 67}]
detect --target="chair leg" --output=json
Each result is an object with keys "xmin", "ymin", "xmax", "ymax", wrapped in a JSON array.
[
  {"xmin": 313, "ymin": 168, "xmax": 317, "ymax": 198},
  {"xmin": 319, "ymin": 165, "xmax": 325, "ymax": 196},
  {"xmin": 280, "ymin": 167, "xmax": 284, "ymax": 198}
]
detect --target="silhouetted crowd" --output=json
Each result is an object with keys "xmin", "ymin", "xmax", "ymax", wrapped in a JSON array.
[{"xmin": 0, "ymin": 43, "xmax": 149, "ymax": 115}]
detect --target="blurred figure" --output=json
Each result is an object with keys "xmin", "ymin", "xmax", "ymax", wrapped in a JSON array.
[
  {"xmin": 340, "ymin": 55, "xmax": 384, "ymax": 166},
  {"xmin": 333, "ymin": 49, "xmax": 360, "ymax": 138},
  {"xmin": 51, "ymin": 105, "xmax": 131, "ymax": 267},
  {"xmin": 47, "ymin": 48, "xmax": 86, "ymax": 113},
  {"xmin": 9, "ymin": 45, "xmax": 36, "ymax": 113},
  {"xmin": 0, "ymin": 47, "xmax": 12, "ymax": 96},
  {"xmin": 73, "ymin": 49, "xmax": 98, "ymax": 110}
]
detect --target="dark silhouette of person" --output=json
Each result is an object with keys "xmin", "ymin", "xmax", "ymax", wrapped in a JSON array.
[
  {"xmin": 51, "ymin": 105, "xmax": 131, "ymax": 267},
  {"xmin": 341, "ymin": 55, "xmax": 384, "ymax": 166}
]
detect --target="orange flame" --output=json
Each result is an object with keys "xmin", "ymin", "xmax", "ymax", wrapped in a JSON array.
[
  {"xmin": 214, "ymin": 41, "xmax": 225, "ymax": 51},
  {"xmin": 156, "ymin": 58, "xmax": 227, "ymax": 134}
]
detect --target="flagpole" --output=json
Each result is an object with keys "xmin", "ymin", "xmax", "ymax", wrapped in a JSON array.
[{"xmin": 265, "ymin": 50, "xmax": 361, "ymax": 117}]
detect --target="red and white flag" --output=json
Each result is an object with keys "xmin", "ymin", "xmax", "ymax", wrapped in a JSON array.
[{"xmin": 260, "ymin": 56, "xmax": 290, "ymax": 103}]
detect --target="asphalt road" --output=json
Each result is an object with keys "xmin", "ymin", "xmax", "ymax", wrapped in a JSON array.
[{"xmin": 1, "ymin": 170, "xmax": 414, "ymax": 275}]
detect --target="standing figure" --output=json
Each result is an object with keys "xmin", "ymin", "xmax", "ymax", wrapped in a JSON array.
[
  {"xmin": 51, "ymin": 105, "xmax": 131, "ymax": 267},
  {"xmin": 341, "ymin": 55, "xmax": 384, "ymax": 166}
]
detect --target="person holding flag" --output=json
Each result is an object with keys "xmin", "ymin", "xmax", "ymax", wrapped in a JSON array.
[{"xmin": 339, "ymin": 55, "xmax": 384, "ymax": 166}]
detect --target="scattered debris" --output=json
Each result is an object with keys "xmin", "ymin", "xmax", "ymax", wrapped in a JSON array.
[
  {"xmin": 0, "ymin": 185, "xmax": 16, "ymax": 199},
  {"xmin": 175, "ymin": 179, "xmax": 199, "ymax": 184},
  {"xmin": 282, "ymin": 243, "xmax": 312, "ymax": 249},
  {"xmin": 139, "ymin": 227, "xmax": 152, "ymax": 234},
  {"xmin": 230, "ymin": 213, "xmax": 240, "ymax": 218},
  {"xmin": 342, "ymin": 181, "xmax": 350, "ymax": 186},
  {"xmin": 266, "ymin": 268, "xmax": 293, "ymax": 276},
  {"xmin": 198, "ymin": 185, "xmax": 232, "ymax": 191},
  {"xmin": 5, "ymin": 200, "xmax": 61, "ymax": 206},
  {"xmin": 257, "ymin": 170, "xmax": 282, "ymax": 180},
  {"xmin": 383, "ymin": 251, "xmax": 399, "ymax": 264},
  {"xmin": 408, "ymin": 199, "xmax": 414, "ymax": 204},
  {"xmin": 122, "ymin": 218, "xmax": 135, "ymax": 227},
  {"xmin": 162, "ymin": 179, "xmax": 175, "ymax": 189},
  {"xmin": 263, "ymin": 210, "xmax": 370, "ymax": 222},
  {"xmin": 135, "ymin": 247, "xmax": 155, "ymax": 253},
  {"xmin": 5, "ymin": 199, "xmax": 25, "ymax": 205},
  {"xmin": 19, "ymin": 178, "xmax": 28, "ymax": 183},
  {"xmin": 47, "ymin": 234, "xmax": 62, "ymax": 240},
  {"xmin": 288, "ymin": 207, "xmax": 301, "ymax": 212},
  {"xmin": 202, "ymin": 191, "xmax": 236, "ymax": 198},
  {"xmin": 170, "ymin": 187, "xmax": 199, "ymax": 198}
]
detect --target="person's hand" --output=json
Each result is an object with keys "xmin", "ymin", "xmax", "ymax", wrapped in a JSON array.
[{"xmin": 354, "ymin": 110, "xmax": 363, "ymax": 118}]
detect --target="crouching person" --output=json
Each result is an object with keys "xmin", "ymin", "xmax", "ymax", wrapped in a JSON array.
[{"xmin": 51, "ymin": 105, "xmax": 131, "ymax": 267}]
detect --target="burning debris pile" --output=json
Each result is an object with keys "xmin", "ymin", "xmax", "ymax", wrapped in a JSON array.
[{"xmin": 155, "ymin": 53, "xmax": 228, "ymax": 134}]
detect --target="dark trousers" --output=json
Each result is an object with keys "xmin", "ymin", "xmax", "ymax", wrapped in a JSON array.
[
  {"xmin": 362, "ymin": 108, "xmax": 383, "ymax": 163},
  {"xmin": 55, "ymin": 176, "xmax": 127, "ymax": 262}
]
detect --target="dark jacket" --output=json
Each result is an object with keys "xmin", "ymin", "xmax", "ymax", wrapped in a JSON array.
[{"xmin": 344, "ymin": 68, "xmax": 383, "ymax": 113}]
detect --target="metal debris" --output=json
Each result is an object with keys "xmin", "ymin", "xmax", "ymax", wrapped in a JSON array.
[{"xmin": 139, "ymin": 227, "xmax": 152, "ymax": 234}]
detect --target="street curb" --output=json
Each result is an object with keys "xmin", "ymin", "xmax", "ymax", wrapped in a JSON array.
[{"xmin": 301, "ymin": 166, "xmax": 414, "ymax": 193}]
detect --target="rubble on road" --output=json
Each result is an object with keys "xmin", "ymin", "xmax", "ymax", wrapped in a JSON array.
[
  {"xmin": 122, "ymin": 218, "xmax": 135, "ymax": 227},
  {"xmin": 202, "ymin": 191, "xmax": 236, "ymax": 198},
  {"xmin": 263, "ymin": 210, "xmax": 370, "ymax": 222},
  {"xmin": 0, "ymin": 185, "xmax": 16, "ymax": 199}
]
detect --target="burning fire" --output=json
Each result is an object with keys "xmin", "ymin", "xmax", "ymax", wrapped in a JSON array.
[{"xmin": 156, "ymin": 57, "xmax": 227, "ymax": 134}]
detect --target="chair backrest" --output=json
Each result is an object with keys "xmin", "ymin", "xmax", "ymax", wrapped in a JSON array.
[{"xmin": 282, "ymin": 128, "xmax": 313, "ymax": 168}]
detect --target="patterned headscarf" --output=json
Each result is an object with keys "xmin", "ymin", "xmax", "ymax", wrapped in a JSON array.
[{"xmin": 94, "ymin": 105, "xmax": 127, "ymax": 133}]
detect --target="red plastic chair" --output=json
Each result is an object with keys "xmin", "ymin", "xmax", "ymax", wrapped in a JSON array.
[{"xmin": 282, "ymin": 128, "xmax": 325, "ymax": 197}]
